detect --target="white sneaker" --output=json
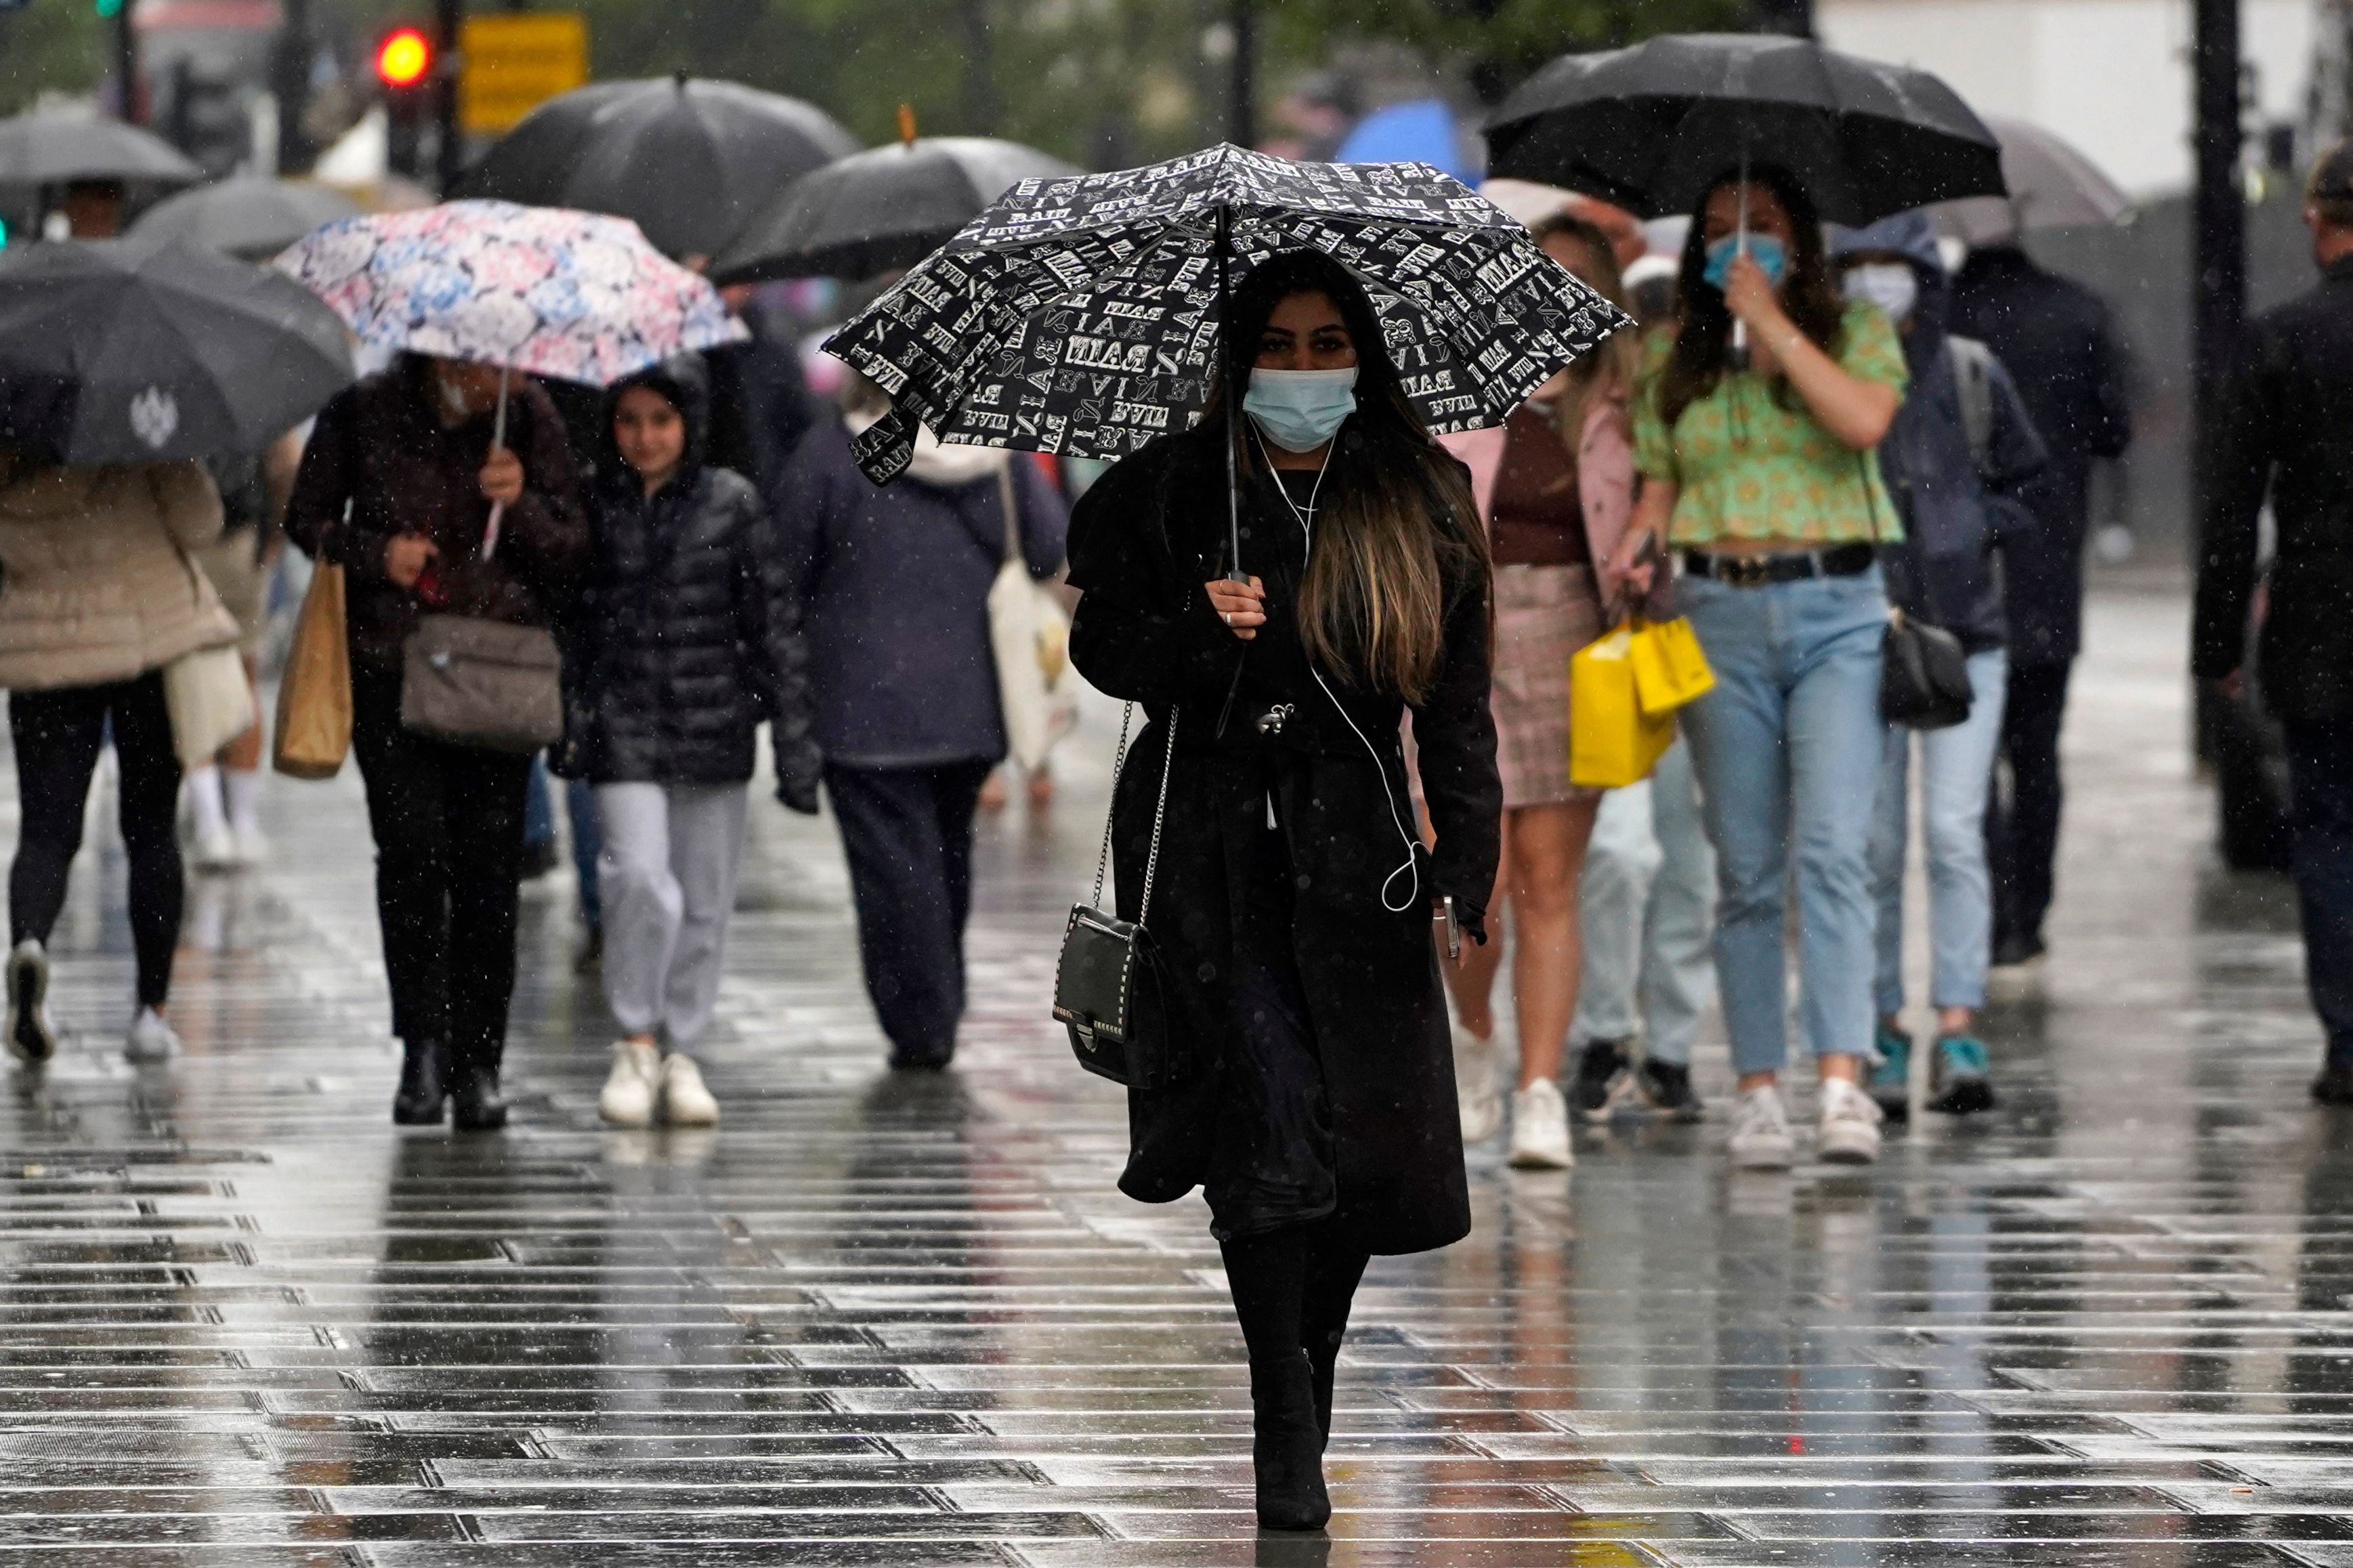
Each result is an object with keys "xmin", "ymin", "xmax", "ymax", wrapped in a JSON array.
[
  {"xmin": 598, "ymin": 1040, "xmax": 662, "ymax": 1127},
  {"xmin": 1453, "ymin": 1024, "xmax": 1503, "ymax": 1143},
  {"xmin": 5, "ymin": 939, "xmax": 54, "ymax": 1064},
  {"xmin": 229, "ymin": 824, "xmax": 271, "ymax": 867},
  {"xmin": 1818, "ymin": 1076, "xmax": 1885, "ymax": 1165},
  {"xmin": 124, "ymin": 1007, "xmax": 179, "ymax": 1063},
  {"xmin": 192, "ymin": 824, "xmax": 238, "ymax": 872},
  {"xmin": 1728, "ymin": 1083, "xmax": 1796, "ymax": 1169},
  {"xmin": 660, "ymin": 1053, "xmax": 719, "ymax": 1126},
  {"xmin": 1508, "ymin": 1078, "xmax": 1574, "ymax": 1169}
]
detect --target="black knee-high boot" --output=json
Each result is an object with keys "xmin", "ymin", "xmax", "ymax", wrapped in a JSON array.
[
  {"xmin": 1222, "ymin": 1228, "xmax": 1333, "ymax": 1531},
  {"xmin": 1249, "ymin": 1348, "xmax": 1332, "ymax": 1530},
  {"xmin": 1300, "ymin": 1237, "xmax": 1370, "ymax": 1448}
]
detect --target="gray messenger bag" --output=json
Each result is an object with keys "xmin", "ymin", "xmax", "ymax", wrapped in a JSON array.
[{"xmin": 400, "ymin": 613, "xmax": 564, "ymax": 755}]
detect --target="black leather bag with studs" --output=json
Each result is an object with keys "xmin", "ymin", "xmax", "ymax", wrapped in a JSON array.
[{"xmin": 1053, "ymin": 706, "xmax": 1183, "ymax": 1088}]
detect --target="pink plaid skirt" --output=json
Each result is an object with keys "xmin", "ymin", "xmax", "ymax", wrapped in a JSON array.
[{"xmin": 1491, "ymin": 564, "xmax": 1605, "ymax": 809}]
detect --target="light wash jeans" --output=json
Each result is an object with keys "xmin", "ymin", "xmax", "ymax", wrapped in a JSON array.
[
  {"xmin": 1573, "ymin": 738, "xmax": 1718, "ymax": 1065},
  {"xmin": 596, "ymin": 782, "xmax": 749, "ymax": 1051},
  {"xmin": 1869, "ymin": 648, "xmax": 2008, "ymax": 1015},
  {"xmin": 1680, "ymin": 565, "xmax": 1888, "ymax": 1078}
]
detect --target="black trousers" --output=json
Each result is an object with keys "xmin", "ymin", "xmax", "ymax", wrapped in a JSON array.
[
  {"xmin": 351, "ymin": 665, "xmax": 530, "ymax": 1068},
  {"xmin": 824, "ymin": 759, "xmax": 994, "ymax": 1063},
  {"xmin": 1989, "ymin": 659, "xmax": 2073, "ymax": 948},
  {"xmin": 7, "ymin": 674, "xmax": 183, "ymax": 1008}
]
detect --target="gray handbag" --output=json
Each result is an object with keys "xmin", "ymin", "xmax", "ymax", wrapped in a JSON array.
[{"xmin": 400, "ymin": 613, "xmax": 564, "ymax": 755}]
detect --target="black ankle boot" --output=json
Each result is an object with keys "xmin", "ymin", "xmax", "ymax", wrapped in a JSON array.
[
  {"xmin": 449, "ymin": 1059, "xmax": 509, "ymax": 1132},
  {"xmin": 1307, "ymin": 1328, "xmax": 1343, "ymax": 1449},
  {"xmin": 392, "ymin": 1038, "xmax": 446, "ymax": 1124},
  {"xmin": 1249, "ymin": 1349, "xmax": 1330, "ymax": 1531}
]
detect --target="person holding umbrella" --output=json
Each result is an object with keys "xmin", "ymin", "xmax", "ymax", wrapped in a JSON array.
[
  {"xmin": 1612, "ymin": 166, "xmax": 1907, "ymax": 1168},
  {"xmin": 1065, "ymin": 249, "xmax": 1501, "ymax": 1531},
  {"xmin": 820, "ymin": 144, "xmax": 1624, "ymax": 1532},
  {"xmin": 0, "ymin": 237, "xmax": 353, "ymax": 1067},
  {"xmin": 276, "ymin": 199, "xmax": 746, "ymax": 1131}
]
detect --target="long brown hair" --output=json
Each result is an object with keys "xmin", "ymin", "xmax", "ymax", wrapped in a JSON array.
[
  {"xmin": 1656, "ymin": 166, "xmax": 1846, "ymax": 433},
  {"xmin": 1529, "ymin": 213, "xmax": 1637, "ymax": 444},
  {"xmin": 1210, "ymin": 251, "xmax": 1487, "ymax": 703}
]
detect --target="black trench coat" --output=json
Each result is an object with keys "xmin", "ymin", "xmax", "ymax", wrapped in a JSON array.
[{"xmin": 1066, "ymin": 422, "xmax": 1501, "ymax": 1258}]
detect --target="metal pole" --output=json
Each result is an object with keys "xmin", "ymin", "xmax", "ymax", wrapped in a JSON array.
[
  {"xmin": 271, "ymin": 0, "xmax": 313, "ymax": 171},
  {"xmin": 114, "ymin": 0, "xmax": 140, "ymax": 124},
  {"xmin": 2191, "ymin": 0, "xmax": 2245, "ymax": 550},
  {"xmin": 433, "ymin": 0, "xmax": 464, "ymax": 194},
  {"xmin": 1229, "ymin": 0, "xmax": 1256, "ymax": 148}
]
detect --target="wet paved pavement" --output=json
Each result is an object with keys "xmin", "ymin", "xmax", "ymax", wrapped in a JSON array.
[{"xmin": 5, "ymin": 585, "xmax": 2352, "ymax": 1566}]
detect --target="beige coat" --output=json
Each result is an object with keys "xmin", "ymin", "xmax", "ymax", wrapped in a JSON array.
[{"xmin": 0, "ymin": 461, "xmax": 238, "ymax": 692}]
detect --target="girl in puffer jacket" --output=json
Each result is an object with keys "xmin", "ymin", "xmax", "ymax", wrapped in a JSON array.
[{"xmin": 560, "ymin": 356, "xmax": 820, "ymax": 1127}]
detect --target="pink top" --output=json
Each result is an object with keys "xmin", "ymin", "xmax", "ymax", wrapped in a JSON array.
[{"xmin": 1442, "ymin": 385, "xmax": 1634, "ymax": 598}]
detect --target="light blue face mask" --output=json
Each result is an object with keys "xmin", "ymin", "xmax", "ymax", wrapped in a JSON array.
[
  {"xmin": 1243, "ymin": 366, "xmax": 1359, "ymax": 453},
  {"xmin": 1701, "ymin": 234, "xmax": 1788, "ymax": 292}
]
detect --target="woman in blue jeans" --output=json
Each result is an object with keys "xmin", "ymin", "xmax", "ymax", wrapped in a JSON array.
[
  {"xmin": 1613, "ymin": 168, "xmax": 1907, "ymax": 1169},
  {"xmin": 1829, "ymin": 214, "xmax": 2048, "ymax": 1118}
]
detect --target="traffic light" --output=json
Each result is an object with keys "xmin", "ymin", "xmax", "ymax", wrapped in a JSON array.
[{"xmin": 375, "ymin": 26, "xmax": 434, "ymax": 178}]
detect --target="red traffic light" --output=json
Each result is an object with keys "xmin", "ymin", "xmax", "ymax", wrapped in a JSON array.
[{"xmin": 375, "ymin": 27, "xmax": 432, "ymax": 90}]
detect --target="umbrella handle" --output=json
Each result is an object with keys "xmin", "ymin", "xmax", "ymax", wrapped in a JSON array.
[
  {"xmin": 482, "ymin": 359, "xmax": 512, "ymax": 561},
  {"xmin": 1218, "ymin": 202, "xmax": 1247, "ymax": 585}
]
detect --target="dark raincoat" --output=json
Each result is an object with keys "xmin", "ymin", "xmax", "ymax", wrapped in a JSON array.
[{"xmin": 1066, "ymin": 420, "xmax": 1500, "ymax": 1258}]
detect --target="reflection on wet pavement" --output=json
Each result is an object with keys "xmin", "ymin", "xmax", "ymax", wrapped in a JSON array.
[{"xmin": 3, "ymin": 589, "xmax": 2350, "ymax": 1565}]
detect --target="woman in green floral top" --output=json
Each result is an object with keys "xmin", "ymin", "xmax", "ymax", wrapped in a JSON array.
[{"xmin": 1609, "ymin": 167, "xmax": 1906, "ymax": 1172}]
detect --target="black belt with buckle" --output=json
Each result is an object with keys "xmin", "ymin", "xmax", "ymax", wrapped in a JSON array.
[{"xmin": 1682, "ymin": 543, "xmax": 1876, "ymax": 588}]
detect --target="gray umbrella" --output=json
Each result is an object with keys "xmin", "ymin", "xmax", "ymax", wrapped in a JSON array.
[
  {"xmin": 713, "ymin": 136, "xmax": 1082, "ymax": 284},
  {"xmin": 129, "ymin": 177, "xmax": 362, "ymax": 261},
  {"xmin": 0, "ymin": 237, "xmax": 353, "ymax": 465},
  {"xmin": 1932, "ymin": 118, "xmax": 2134, "ymax": 245},
  {"xmin": 0, "ymin": 113, "xmax": 202, "ymax": 188}
]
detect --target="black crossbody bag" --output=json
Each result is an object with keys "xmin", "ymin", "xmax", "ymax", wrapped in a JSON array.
[
  {"xmin": 1052, "ymin": 704, "xmax": 1183, "ymax": 1087},
  {"xmin": 1863, "ymin": 452, "xmax": 1974, "ymax": 731}
]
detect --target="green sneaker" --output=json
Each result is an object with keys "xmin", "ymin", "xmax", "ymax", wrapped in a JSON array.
[
  {"xmin": 1869, "ymin": 1023, "xmax": 1912, "ymax": 1120},
  {"xmin": 1928, "ymin": 1035, "xmax": 1995, "ymax": 1115}
]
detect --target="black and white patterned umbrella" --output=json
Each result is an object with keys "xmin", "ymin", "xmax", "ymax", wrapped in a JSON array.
[{"xmin": 823, "ymin": 143, "xmax": 1632, "ymax": 487}]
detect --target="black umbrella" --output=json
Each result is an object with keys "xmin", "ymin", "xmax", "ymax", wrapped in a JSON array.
[
  {"xmin": 1484, "ymin": 33, "xmax": 2004, "ymax": 226},
  {"xmin": 824, "ymin": 144, "xmax": 1631, "ymax": 572},
  {"xmin": 0, "ymin": 238, "xmax": 354, "ymax": 465},
  {"xmin": 129, "ymin": 177, "xmax": 363, "ymax": 261},
  {"xmin": 713, "ymin": 135, "xmax": 1083, "ymax": 284},
  {"xmin": 463, "ymin": 75, "xmax": 859, "ymax": 260},
  {"xmin": 0, "ymin": 113, "xmax": 203, "ymax": 188}
]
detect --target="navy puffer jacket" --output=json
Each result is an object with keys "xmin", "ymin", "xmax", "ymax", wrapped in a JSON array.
[{"xmin": 559, "ymin": 356, "xmax": 820, "ymax": 807}]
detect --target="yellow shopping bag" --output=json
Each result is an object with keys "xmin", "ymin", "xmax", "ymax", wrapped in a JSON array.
[
  {"xmin": 1628, "ymin": 616, "xmax": 1716, "ymax": 717},
  {"xmin": 1569, "ymin": 627, "xmax": 1676, "ymax": 788}
]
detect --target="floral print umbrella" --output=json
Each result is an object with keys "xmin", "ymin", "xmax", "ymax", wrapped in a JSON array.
[{"xmin": 274, "ymin": 199, "xmax": 746, "ymax": 385}]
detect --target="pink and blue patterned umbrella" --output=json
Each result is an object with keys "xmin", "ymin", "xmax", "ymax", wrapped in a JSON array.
[{"xmin": 274, "ymin": 199, "xmax": 746, "ymax": 385}]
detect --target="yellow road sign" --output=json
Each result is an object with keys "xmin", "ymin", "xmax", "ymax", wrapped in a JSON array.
[{"xmin": 459, "ymin": 12, "xmax": 589, "ymax": 136}]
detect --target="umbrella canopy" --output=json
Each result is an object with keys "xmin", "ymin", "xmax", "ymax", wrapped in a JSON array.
[
  {"xmin": 0, "ymin": 237, "xmax": 352, "ymax": 465},
  {"xmin": 463, "ymin": 75, "xmax": 859, "ymax": 261},
  {"xmin": 1336, "ymin": 100, "xmax": 1477, "ymax": 186},
  {"xmin": 274, "ymin": 199, "xmax": 746, "ymax": 386},
  {"xmin": 1483, "ymin": 33, "xmax": 2003, "ymax": 226},
  {"xmin": 1932, "ymin": 117, "xmax": 2134, "ymax": 246},
  {"xmin": 0, "ymin": 113, "xmax": 203, "ymax": 188},
  {"xmin": 129, "ymin": 177, "xmax": 364, "ymax": 261},
  {"xmin": 713, "ymin": 136, "xmax": 1082, "ymax": 284},
  {"xmin": 824, "ymin": 143, "xmax": 1631, "ymax": 487}
]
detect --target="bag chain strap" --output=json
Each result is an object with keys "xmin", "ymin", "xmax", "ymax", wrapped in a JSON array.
[{"xmin": 1087, "ymin": 702, "xmax": 1180, "ymax": 930}]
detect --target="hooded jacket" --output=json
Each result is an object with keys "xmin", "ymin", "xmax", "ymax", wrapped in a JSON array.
[
  {"xmin": 0, "ymin": 459, "xmax": 238, "ymax": 691},
  {"xmin": 561, "ymin": 356, "xmax": 819, "ymax": 805},
  {"xmin": 282, "ymin": 356, "xmax": 587, "ymax": 674},
  {"xmin": 1829, "ymin": 212, "xmax": 2048, "ymax": 654}
]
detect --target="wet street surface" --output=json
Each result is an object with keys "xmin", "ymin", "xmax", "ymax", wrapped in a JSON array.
[{"xmin": 4, "ymin": 585, "xmax": 2350, "ymax": 1567}]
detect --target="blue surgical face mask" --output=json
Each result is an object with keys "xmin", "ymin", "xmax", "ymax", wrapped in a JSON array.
[
  {"xmin": 1244, "ymin": 366, "xmax": 1359, "ymax": 453},
  {"xmin": 1701, "ymin": 234, "xmax": 1787, "ymax": 292}
]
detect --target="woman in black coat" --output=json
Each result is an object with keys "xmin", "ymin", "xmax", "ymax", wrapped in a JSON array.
[
  {"xmin": 560, "ymin": 355, "xmax": 819, "ymax": 1130},
  {"xmin": 1066, "ymin": 251, "xmax": 1500, "ymax": 1531}
]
